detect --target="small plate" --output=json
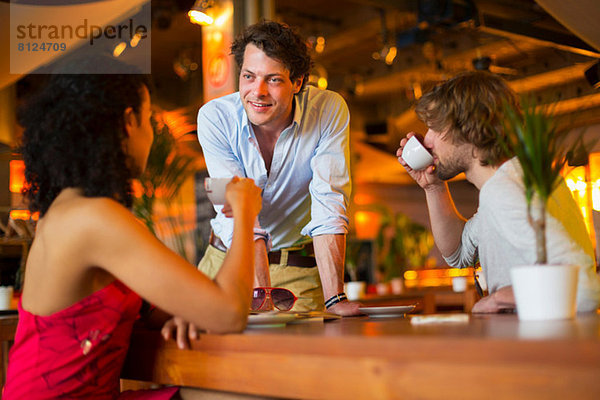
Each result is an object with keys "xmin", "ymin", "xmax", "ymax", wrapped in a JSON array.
[
  {"xmin": 358, "ymin": 305, "xmax": 416, "ymax": 318},
  {"xmin": 247, "ymin": 313, "xmax": 298, "ymax": 327}
]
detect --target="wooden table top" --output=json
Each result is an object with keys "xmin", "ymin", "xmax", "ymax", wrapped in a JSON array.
[
  {"xmin": 122, "ymin": 313, "xmax": 600, "ymax": 399},
  {"xmin": 3, "ymin": 309, "xmax": 599, "ymax": 398}
]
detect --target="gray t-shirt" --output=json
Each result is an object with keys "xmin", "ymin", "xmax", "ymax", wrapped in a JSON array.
[{"xmin": 444, "ymin": 158, "xmax": 600, "ymax": 312}]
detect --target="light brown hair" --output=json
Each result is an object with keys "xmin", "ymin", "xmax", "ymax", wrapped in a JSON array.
[{"xmin": 415, "ymin": 71, "xmax": 519, "ymax": 166}]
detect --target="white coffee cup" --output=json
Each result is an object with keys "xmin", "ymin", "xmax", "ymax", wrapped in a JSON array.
[
  {"xmin": 204, "ymin": 177, "xmax": 231, "ymax": 205},
  {"xmin": 344, "ymin": 281, "xmax": 366, "ymax": 301},
  {"xmin": 510, "ymin": 265, "xmax": 579, "ymax": 321},
  {"xmin": 0, "ymin": 286, "xmax": 14, "ymax": 310},
  {"xmin": 452, "ymin": 276, "xmax": 467, "ymax": 292},
  {"xmin": 401, "ymin": 136, "xmax": 434, "ymax": 170}
]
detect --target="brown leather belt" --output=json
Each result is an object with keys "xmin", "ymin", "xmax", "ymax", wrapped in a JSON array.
[{"xmin": 209, "ymin": 232, "xmax": 316, "ymax": 268}]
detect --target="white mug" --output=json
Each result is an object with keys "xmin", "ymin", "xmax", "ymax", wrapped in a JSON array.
[
  {"xmin": 452, "ymin": 276, "xmax": 467, "ymax": 292},
  {"xmin": 0, "ymin": 286, "xmax": 14, "ymax": 310},
  {"xmin": 401, "ymin": 136, "xmax": 434, "ymax": 170},
  {"xmin": 344, "ymin": 281, "xmax": 366, "ymax": 301},
  {"xmin": 204, "ymin": 177, "xmax": 231, "ymax": 205}
]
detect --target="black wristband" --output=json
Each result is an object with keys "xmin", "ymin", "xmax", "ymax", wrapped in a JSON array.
[{"xmin": 325, "ymin": 292, "xmax": 347, "ymax": 309}]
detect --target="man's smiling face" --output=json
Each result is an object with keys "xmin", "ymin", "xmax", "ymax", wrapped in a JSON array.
[{"xmin": 239, "ymin": 43, "xmax": 302, "ymax": 134}]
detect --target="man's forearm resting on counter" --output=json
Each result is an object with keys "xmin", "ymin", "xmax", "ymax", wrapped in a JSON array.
[{"xmin": 314, "ymin": 234, "xmax": 361, "ymax": 316}]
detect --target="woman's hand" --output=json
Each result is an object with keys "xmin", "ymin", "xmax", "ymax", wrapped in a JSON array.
[
  {"xmin": 223, "ymin": 177, "xmax": 262, "ymax": 219},
  {"xmin": 161, "ymin": 317, "xmax": 200, "ymax": 349}
]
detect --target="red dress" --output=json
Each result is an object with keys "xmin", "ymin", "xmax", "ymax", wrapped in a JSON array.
[{"xmin": 3, "ymin": 280, "xmax": 178, "ymax": 399}]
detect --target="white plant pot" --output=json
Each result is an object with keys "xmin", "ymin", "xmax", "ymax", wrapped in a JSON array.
[{"xmin": 510, "ymin": 264, "xmax": 579, "ymax": 321}]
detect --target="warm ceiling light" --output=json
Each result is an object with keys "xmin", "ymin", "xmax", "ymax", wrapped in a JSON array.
[
  {"xmin": 189, "ymin": 0, "xmax": 214, "ymax": 26},
  {"xmin": 317, "ymin": 77, "xmax": 328, "ymax": 90},
  {"xmin": 113, "ymin": 42, "xmax": 127, "ymax": 57},
  {"xmin": 315, "ymin": 36, "xmax": 325, "ymax": 53},
  {"xmin": 412, "ymin": 82, "xmax": 422, "ymax": 99},
  {"xmin": 384, "ymin": 46, "xmax": 397, "ymax": 65},
  {"xmin": 130, "ymin": 32, "xmax": 142, "ymax": 48}
]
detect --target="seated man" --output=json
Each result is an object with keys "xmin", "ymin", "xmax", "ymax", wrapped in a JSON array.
[{"xmin": 396, "ymin": 71, "xmax": 600, "ymax": 313}]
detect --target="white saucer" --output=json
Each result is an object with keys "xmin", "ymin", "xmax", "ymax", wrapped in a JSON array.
[{"xmin": 358, "ymin": 305, "xmax": 416, "ymax": 318}]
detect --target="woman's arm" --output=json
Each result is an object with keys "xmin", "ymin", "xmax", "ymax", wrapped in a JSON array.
[{"xmin": 84, "ymin": 177, "xmax": 261, "ymax": 333}]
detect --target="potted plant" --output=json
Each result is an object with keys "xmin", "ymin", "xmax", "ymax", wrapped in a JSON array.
[
  {"xmin": 133, "ymin": 114, "xmax": 197, "ymax": 261},
  {"xmin": 376, "ymin": 209, "xmax": 434, "ymax": 294},
  {"xmin": 348, "ymin": 204, "xmax": 434, "ymax": 296},
  {"xmin": 501, "ymin": 99, "xmax": 577, "ymax": 263},
  {"xmin": 500, "ymin": 99, "xmax": 591, "ymax": 320}
]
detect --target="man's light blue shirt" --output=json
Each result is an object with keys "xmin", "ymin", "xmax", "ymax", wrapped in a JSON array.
[{"xmin": 197, "ymin": 85, "xmax": 351, "ymax": 250}]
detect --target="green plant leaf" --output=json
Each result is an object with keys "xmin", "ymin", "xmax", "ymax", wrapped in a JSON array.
[
  {"xmin": 498, "ymin": 97, "xmax": 586, "ymax": 264},
  {"xmin": 132, "ymin": 115, "xmax": 197, "ymax": 261}
]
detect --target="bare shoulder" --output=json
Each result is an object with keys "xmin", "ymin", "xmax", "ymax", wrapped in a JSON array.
[
  {"xmin": 39, "ymin": 194, "xmax": 146, "ymax": 254},
  {"xmin": 46, "ymin": 195, "xmax": 131, "ymax": 231}
]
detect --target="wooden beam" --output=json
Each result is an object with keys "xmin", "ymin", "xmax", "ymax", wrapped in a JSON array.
[
  {"xmin": 550, "ymin": 92, "xmax": 600, "ymax": 115},
  {"xmin": 356, "ymin": 39, "xmax": 544, "ymax": 98},
  {"xmin": 316, "ymin": 12, "xmax": 416, "ymax": 58},
  {"xmin": 508, "ymin": 62, "xmax": 596, "ymax": 93},
  {"xmin": 479, "ymin": 13, "xmax": 600, "ymax": 58}
]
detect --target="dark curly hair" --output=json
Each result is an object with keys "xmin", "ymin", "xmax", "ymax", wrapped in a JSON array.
[
  {"xmin": 231, "ymin": 20, "xmax": 312, "ymax": 91},
  {"xmin": 415, "ymin": 71, "xmax": 520, "ymax": 166},
  {"xmin": 19, "ymin": 64, "xmax": 151, "ymax": 216}
]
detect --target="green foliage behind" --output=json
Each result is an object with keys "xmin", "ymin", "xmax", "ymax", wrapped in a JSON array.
[{"xmin": 132, "ymin": 116, "xmax": 197, "ymax": 260}]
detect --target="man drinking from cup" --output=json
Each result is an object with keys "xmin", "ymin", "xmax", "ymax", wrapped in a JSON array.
[
  {"xmin": 396, "ymin": 71, "xmax": 600, "ymax": 313},
  {"xmin": 196, "ymin": 20, "xmax": 361, "ymax": 316}
]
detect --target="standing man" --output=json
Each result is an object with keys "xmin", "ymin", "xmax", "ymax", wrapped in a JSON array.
[
  {"xmin": 396, "ymin": 71, "xmax": 600, "ymax": 313},
  {"xmin": 197, "ymin": 20, "xmax": 360, "ymax": 316}
]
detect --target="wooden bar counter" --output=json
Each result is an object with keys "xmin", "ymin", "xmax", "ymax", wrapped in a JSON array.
[{"xmin": 122, "ymin": 313, "xmax": 600, "ymax": 399}]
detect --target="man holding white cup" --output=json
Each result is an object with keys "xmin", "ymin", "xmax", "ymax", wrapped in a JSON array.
[
  {"xmin": 196, "ymin": 21, "xmax": 360, "ymax": 316},
  {"xmin": 396, "ymin": 71, "xmax": 600, "ymax": 314}
]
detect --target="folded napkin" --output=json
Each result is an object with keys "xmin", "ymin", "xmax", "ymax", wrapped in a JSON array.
[{"xmin": 410, "ymin": 313, "xmax": 469, "ymax": 325}]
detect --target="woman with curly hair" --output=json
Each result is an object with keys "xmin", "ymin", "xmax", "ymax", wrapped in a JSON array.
[{"xmin": 3, "ymin": 61, "xmax": 262, "ymax": 399}]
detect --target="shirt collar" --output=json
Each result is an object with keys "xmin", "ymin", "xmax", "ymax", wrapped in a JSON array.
[
  {"xmin": 240, "ymin": 98, "xmax": 252, "ymax": 140},
  {"xmin": 291, "ymin": 92, "xmax": 303, "ymax": 128}
]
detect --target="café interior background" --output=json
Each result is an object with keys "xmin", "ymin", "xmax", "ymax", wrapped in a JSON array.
[{"xmin": 1, "ymin": 0, "xmax": 599, "ymax": 287}]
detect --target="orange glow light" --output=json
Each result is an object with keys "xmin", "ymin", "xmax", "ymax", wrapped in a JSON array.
[
  {"xmin": 9, "ymin": 210, "xmax": 38, "ymax": 221},
  {"xmin": 188, "ymin": 10, "xmax": 213, "ymax": 25},
  {"xmin": 10, "ymin": 160, "xmax": 25, "ymax": 193},
  {"xmin": 10, "ymin": 209, "xmax": 30, "ymax": 220},
  {"xmin": 352, "ymin": 193, "xmax": 373, "ymax": 205},
  {"xmin": 403, "ymin": 268, "xmax": 474, "ymax": 288},
  {"xmin": 354, "ymin": 210, "xmax": 381, "ymax": 239}
]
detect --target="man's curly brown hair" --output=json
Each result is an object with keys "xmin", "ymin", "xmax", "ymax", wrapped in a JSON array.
[{"xmin": 231, "ymin": 20, "xmax": 312, "ymax": 91}]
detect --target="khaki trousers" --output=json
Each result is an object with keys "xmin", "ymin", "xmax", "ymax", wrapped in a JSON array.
[{"xmin": 198, "ymin": 245, "xmax": 324, "ymax": 312}]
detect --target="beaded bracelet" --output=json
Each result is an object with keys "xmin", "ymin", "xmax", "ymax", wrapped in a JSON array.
[{"xmin": 325, "ymin": 292, "xmax": 347, "ymax": 309}]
